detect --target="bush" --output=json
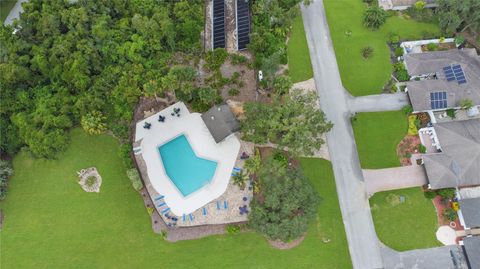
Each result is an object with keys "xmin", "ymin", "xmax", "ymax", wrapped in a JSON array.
[
  {"xmin": 85, "ymin": 176, "xmax": 96, "ymax": 187},
  {"xmin": 388, "ymin": 33, "xmax": 400, "ymax": 44},
  {"xmin": 81, "ymin": 111, "xmax": 107, "ymax": 135},
  {"xmin": 205, "ymin": 48, "xmax": 228, "ymax": 70},
  {"xmin": 273, "ymin": 151, "xmax": 289, "ymax": 167},
  {"xmin": 394, "ymin": 47, "xmax": 404, "ymax": 57},
  {"xmin": 126, "ymin": 168, "xmax": 143, "ymax": 191},
  {"xmin": 437, "ymin": 188, "xmax": 456, "ymax": 199},
  {"xmin": 402, "ymin": 105, "xmax": 413, "ymax": 115},
  {"xmin": 361, "ymin": 46, "xmax": 374, "ymax": 59},
  {"xmin": 446, "ymin": 108, "xmax": 456, "ymax": 119},
  {"xmin": 230, "ymin": 54, "xmax": 248, "ymax": 65},
  {"xmin": 393, "ymin": 62, "xmax": 406, "ymax": 72},
  {"xmin": 407, "ymin": 115, "xmax": 418, "ymax": 135},
  {"xmin": 228, "ymin": 88, "xmax": 240, "ymax": 96},
  {"xmin": 423, "ymin": 190, "xmax": 437, "ymax": 199},
  {"xmin": 396, "ymin": 69, "xmax": 410, "ymax": 82},
  {"xmin": 443, "ymin": 208, "xmax": 457, "ymax": 221},
  {"xmin": 118, "ymin": 143, "xmax": 134, "ymax": 169},
  {"xmin": 418, "ymin": 144, "xmax": 427, "ymax": 154},
  {"xmin": 0, "ymin": 160, "xmax": 13, "ymax": 201},
  {"xmin": 426, "ymin": 43, "xmax": 438, "ymax": 51},
  {"xmin": 226, "ymin": 224, "xmax": 241, "ymax": 234},
  {"xmin": 363, "ymin": 6, "xmax": 387, "ymax": 30}
]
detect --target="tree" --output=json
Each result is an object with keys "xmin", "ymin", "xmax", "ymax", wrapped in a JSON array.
[
  {"xmin": 232, "ymin": 170, "xmax": 249, "ymax": 189},
  {"xmin": 81, "ymin": 111, "xmax": 107, "ymax": 135},
  {"xmin": 249, "ymin": 157, "xmax": 320, "ymax": 242},
  {"xmin": 436, "ymin": 0, "xmax": 480, "ymax": 35},
  {"xmin": 363, "ymin": 6, "xmax": 387, "ymax": 30},
  {"xmin": 242, "ymin": 90, "xmax": 332, "ymax": 156},
  {"xmin": 244, "ymin": 148, "xmax": 261, "ymax": 176},
  {"xmin": 361, "ymin": 46, "xmax": 374, "ymax": 59},
  {"xmin": 272, "ymin": 75, "xmax": 293, "ymax": 95},
  {"xmin": 161, "ymin": 66, "xmax": 197, "ymax": 101}
]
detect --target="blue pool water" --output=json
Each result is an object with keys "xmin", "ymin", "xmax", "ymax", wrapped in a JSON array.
[{"xmin": 158, "ymin": 135, "xmax": 217, "ymax": 196}]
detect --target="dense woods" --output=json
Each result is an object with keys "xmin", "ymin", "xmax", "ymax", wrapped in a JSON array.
[{"xmin": 0, "ymin": 0, "xmax": 204, "ymax": 158}]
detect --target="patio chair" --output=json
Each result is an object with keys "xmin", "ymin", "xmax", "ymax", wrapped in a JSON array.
[
  {"xmin": 154, "ymin": 195, "xmax": 164, "ymax": 201},
  {"xmin": 183, "ymin": 214, "xmax": 186, "ymax": 222},
  {"xmin": 157, "ymin": 202, "xmax": 166, "ymax": 207},
  {"xmin": 161, "ymin": 207, "xmax": 170, "ymax": 214},
  {"xmin": 202, "ymin": 207, "xmax": 207, "ymax": 216},
  {"xmin": 224, "ymin": 200, "xmax": 228, "ymax": 209},
  {"xmin": 189, "ymin": 214, "xmax": 194, "ymax": 221},
  {"xmin": 216, "ymin": 201, "xmax": 221, "ymax": 210}
]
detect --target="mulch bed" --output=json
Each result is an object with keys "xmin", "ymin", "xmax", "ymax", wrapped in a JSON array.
[
  {"xmin": 268, "ymin": 234, "xmax": 306, "ymax": 250},
  {"xmin": 396, "ymin": 135, "xmax": 421, "ymax": 166}
]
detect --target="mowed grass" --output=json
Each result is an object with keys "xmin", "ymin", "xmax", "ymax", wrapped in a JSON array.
[
  {"xmin": 324, "ymin": 0, "xmax": 440, "ymax": 96},
  {"xmin": 288, "ymin": 14, "xmax": 313, "ymax": 83},
  {"xmin": 352, "ymin": 111, "xmax": 407, "ymax": 169},
  {"xmin": 370, "ymin": 187, "xmax": 441, "ymax": 251},
  {"xmin": 1, "ymin": 0, "xmax": 17, "ymax": 22},
  {"xmin": 0, "ymin": 129, "xmax": 351, "ymax": 269}
]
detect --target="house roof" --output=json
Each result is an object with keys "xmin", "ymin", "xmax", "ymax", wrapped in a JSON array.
[
  {"xmin": 463, "ymin": 236, "xmax": 480, "ymax": 269},
  {"xmin": 404, "ymin": 49, "xmax": 480, "ymax": 112},
  {"xmin": 459, "ymin": 198, "xmax": 480, "ymax": 228},
  {"xmin": 423, "ymin": 119, "xmax": 480, "ymax": 189},
  {"xmin": 201, "ymin": 104, "xmax": 240, "ymax": 143}
]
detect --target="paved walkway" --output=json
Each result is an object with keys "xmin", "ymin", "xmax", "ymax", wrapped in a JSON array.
[
  {"xmin": 363, "ymin": 165, "xmax": 428, "ymax": 196},
  {"xmin": 4, "ymin": 0, "xmax": 27, "ymax": 26},
  {"xmin": 302, "ymin": 2, "xmax": 384, "ymax": 268},
  {"xmin": 348, "ymin": 93, "xmax": 410, "ymax": 113}
]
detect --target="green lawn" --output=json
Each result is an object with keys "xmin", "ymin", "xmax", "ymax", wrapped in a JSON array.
[
  {"xmin": 1, "ymin": 0, "xmax": 16, "ymax": 22},
  {"xmin": 287, "ymin": 14, "xmax": 313, "ymax": 83},
  {"xmin": 324, "ymin": 0, "xmax": 440, "ymax": 96},
  {"xmin": 370, "ymin": 187, "xmax": 441, "ymax": 251},
  {"xmin": 0, "ymin": 129, "xmax": 351, "ymax": 269},
  {"xmin": 352, "ymin": 111, "xmax": 407, "ymax": 169}
]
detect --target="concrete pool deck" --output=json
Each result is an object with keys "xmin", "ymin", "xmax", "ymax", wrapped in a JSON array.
[{"xmin": 134, "ymin": 102, "xmax": 241, "ymax": 217}]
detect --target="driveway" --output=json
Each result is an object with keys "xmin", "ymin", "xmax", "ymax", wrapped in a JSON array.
[
  {"xmin": 363, "ymin": 165, "xmax": 428, "ymax": 196},
  {"xmin": 348, "ymin": 93, "xmax": 410, "ymax": 113},
  {"xmin": 301, "ymin": 2, "xmax": 384, "ymax": 268},
  {"xmin": 4, "ymin": 0, "xmax": 27, "ymax": 26}
]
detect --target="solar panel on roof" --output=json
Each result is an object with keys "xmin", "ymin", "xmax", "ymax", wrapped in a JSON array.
[
  {"xmin": 443, "ymin": 65, "xmax": 467, "ymax": 85},
  {"xmin": 430, "ymin": 91, "xmax": 448, "ymax": 109},
  {"xmin": 212, "ymin": 0, "xmax": 225, "ymax": 49},
  {"xmin": 236, "ymin": 0, "xmax": 251, "ymax": 50}
]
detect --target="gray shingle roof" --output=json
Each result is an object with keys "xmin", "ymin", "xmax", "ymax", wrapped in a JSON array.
[
  {"xmin": 423, "ymin": 119, "xmax": 480, "ymax": 189},
  {"xmin": 463, "ymin": 236, "xmax": 480, "ymax": 269},
  {"xmin": 201, "ymin": 104, "xmax": 240, "ymax": 143},
  {"xmin": 459, "ymin": 198, "xmax": 480, "ymax": 229},
  {"xmin": 404, "ymin": 49, "xmax": 480, "ymax": 112}
]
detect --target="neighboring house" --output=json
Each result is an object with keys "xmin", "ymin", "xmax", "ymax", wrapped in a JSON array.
[
  {"xmin": 379, "ymin": 0, "xmax": 436, "ymax": 10},
  {"xmin": 458, "ymin": 198, "xmax": 480, "ymax": 230},
  {"xmin": 201, "ymin": 104, "xmax": 240, "ymax": 143},
  {"xmin": 461, "ymin": 236, "xmax": 480, "ymax": 269},
  {"xmin": 422, "ymin": 119, "xmax": 480, "ymax": 190},
  {"xmin": 404, "ymin": 49, "xmax": 480, "ymax": 114}
]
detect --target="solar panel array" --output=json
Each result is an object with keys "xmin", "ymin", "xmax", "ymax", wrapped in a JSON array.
[
  {"xmin": 443, "ymin": 64, "xmax": 467, "ymax": 85},
  {"xmin": 213, "ymin": 0, "xmax": 225, "ymax": 49},
  {"xmin": 236, "ymin": 0, "xmax": 250, "ymax": 50},
  {"xmin": 430, "ymin": 91, "xmax": 448, "ymax": 110}
]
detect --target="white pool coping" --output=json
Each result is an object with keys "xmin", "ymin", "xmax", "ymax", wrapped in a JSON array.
[{"xmin": 135, "ymin": 102, "xmax": 240, "ymax": 215}]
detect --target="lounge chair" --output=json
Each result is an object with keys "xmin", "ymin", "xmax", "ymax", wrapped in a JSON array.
[
  {"xmin": 224, "ymin": 200, "xmax": 228, "ymax": 209},
  {"xmin": 154, "ymin": 195, "xmax": 164, "ymax": 201},
  {"xmin": 216, "ymin": 201, "xmax": 221, "ymax": 210},
  {"xmin": 183, "ymin": 214, "xmax": 186, "ymax": 222},
  {"xmin": 189, "ymin": 214, "xmax": 194, "ymax": 221},
  {"xmin": 157, "ymin": 202, "xmax": 166, "ymax": 207},
  {"xmin": 161, "ymin": 207, "xmax": 170, "ymax": 214},
  {"xmin": 202, "ymin": 207, "xmax": 207, "ymax": 216}
]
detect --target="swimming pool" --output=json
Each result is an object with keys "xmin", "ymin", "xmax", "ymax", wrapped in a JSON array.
[{"xmin": 158, "ymin": 135, "xmax": 218, "ymax": 196}]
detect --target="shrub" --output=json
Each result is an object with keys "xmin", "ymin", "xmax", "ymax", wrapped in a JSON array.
[
  {"xmin": 436, "ymin": 188, "xmax": 456, "ymax": 199},
  {"xmin": 228, "ymin": 88, "xmax": 240, "ymax": 96},
  {"xmin": 388, "ymin": 33, "xmax": 400, "ymax": 44},
  {"xmin": 414, "ymin": 1, "xmax": 426, "ymax": 10},
  {"xmin": 426, "ymin": 43, "xmax": 438, "ymax": 51},
  {"xmin": 423, "ymin": 190, "xmax": 437, "ymax": 199},
  {"xmin": 226, "ymin": 224, "xmax": 241, "ymax": 234},
  {"xmin": 418, "ymin": 144, "xmax": 427, "ymax": 154},
  {"xmin": 402, "ymin": 105, "xmax": 413, "ymax": 115},
  {"xmin": 118, "ymin": 143, "xmax": 134, "ymax": 169},
  {"xmin": 393, "ymin": 62, "xmax": 406, "ymax": 72},
  {"xmin": 147, "ymin": 206, "xmax": 154, "ymax": 216},
  {"xmin": 446, "ymin": 108, "xmax": 456, "ymax": 119},
  {"xmin": 232, "ymin": 170, "xmax": 249, "ymax": 189},
  {"xmin": 361, "ymin": 46, "xmax": 374, "ymax": 59},
  {"xmin": 459, "ymin": 99, "xmax": 473, "ymax": 110},
  {"xmin": 396, "ymin": 69, "xmax": 410, "ymax": 82},
  {"xmin": 394, "ymin": 47, "xmax": 404, "ymax": 57},
  {"xmin": 454, "ymin": 35, "xmax": 465, "ymax": 46},
  {"xmin": 85, "ymin": 176, "xmax": 96, "ymax": 187},
  {"xmin": 230, "ymin": 54, "xmax": 248, "ymax": 65},
  {"xmin": 205, "ymin": 48, "xmax": 228, "ymax": 70},
  {"xmin": 407, "ymin": 115, "xmax": 418, "ymax": 135},
  {"xmin": 363, "ymin": 6, "xmax": 387, "ymax": 30},
  {"xmin": 0, "ymin": 160, "xmax": 13, "ymax": 201},
  {"xmin": 443, "ymin": 208, "xmax": 457, "ymax": 221},
  {"xmin": 273, "ymin": 151, "xmax": 289, "ymax": 167},
  {"xmin": 81, "ymin": 111, "xmax": 107, "ymax": 135},
  {"xmin": 126, "ymin": 168, "xmax": 143, "ymax": 191}
]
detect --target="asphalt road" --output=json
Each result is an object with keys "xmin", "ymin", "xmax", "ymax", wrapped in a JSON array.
[{"xmin": 301, "ymin": 1, "xmax": 385, "ymax": 268}]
